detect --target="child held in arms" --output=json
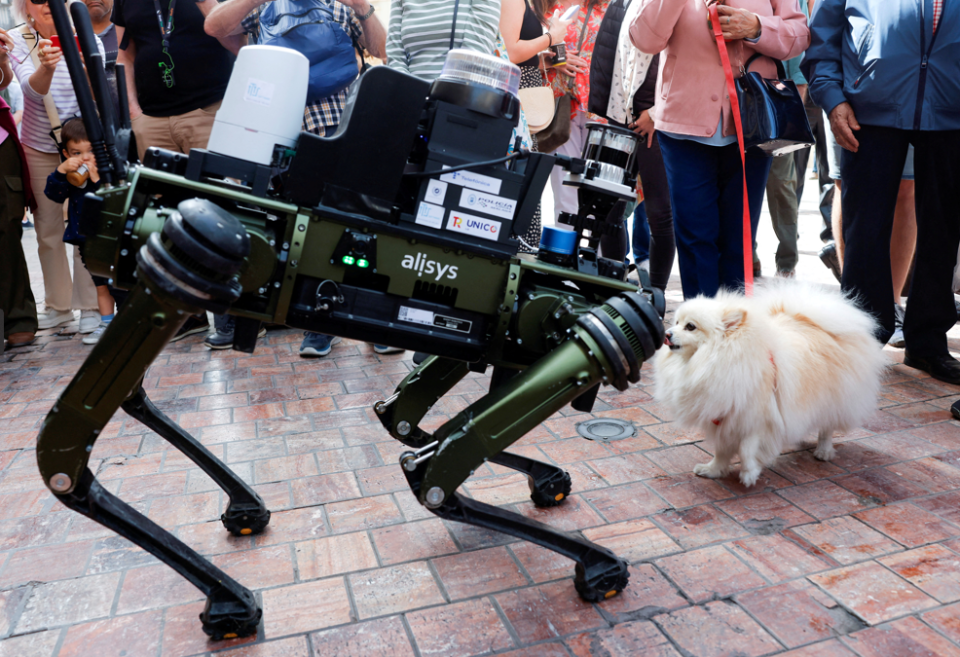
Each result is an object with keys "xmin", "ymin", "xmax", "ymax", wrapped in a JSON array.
[{"xmin": 44, "ymin": 118, "xmax": 122, "ymax": 345}]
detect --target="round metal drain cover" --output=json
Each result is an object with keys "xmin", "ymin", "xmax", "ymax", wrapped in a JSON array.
[{"xmin": 576, "ymin": 418, "xmax": 636, "ymax": 442}]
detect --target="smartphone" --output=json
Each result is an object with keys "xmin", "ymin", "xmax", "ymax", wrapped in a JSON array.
[{"xmin": 560, "ymin": 5, "xmax": 580, "ymax": 21}]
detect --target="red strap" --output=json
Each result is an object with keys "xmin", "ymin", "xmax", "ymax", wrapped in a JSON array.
[{"xmin": 710, "ymin": 5, "xmax": 753, "ymax": 296}]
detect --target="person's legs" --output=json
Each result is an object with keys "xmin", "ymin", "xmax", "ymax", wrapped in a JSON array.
[
  {"xmin": 764, "ymin": 154, "xmax": 799, "ymax": 275},
  {"xmin": 25, "ymin": 147, "xmax": 74, "ymax": 314},
  {"xmin": 548, "ymin": 112, "xmax": 588, "ymax": 222},
  {"xmin": 793, "ymin": 143, "xmax": 811, "ymax": 205},
  {"xmin": 891, "ymin": 179, "xmax": 917, "ymax": 304},
  {"xmin": 132, "ymin": 114, "xmax": 179, "ymax": 161},
  {"xmin": 718, "ymin": 149, "xmax": 772, "ymax": 290},
  {"xmin": 171, "ymin": 101, "xmax": 221, "ymax": 153},
  {"xmin": 632, "ymin": 202, "xmax": 650, "ymax": 265},
  {"xmin": 658, "ymin": 134, "xmax": 724, "ymax": 298},
  {"xmin": 599, "ymin": 199, "xmax": 629, "ymax": 262},
  {"xmin": 635, "ymin": 132, "xmax": 675, "ymax": 290},
  {"xmin": 0, "ymin": 139, "xmax": 38, "ymax": 341},
  {"xmin": 832, "ymin": 182, "xmax": 844, "ymax": 262},
  {"xmin": 902, "ymin": 130, "xmax": 960, "ymax": 360},
  {"xmin": 71, "ymin": 244, "xmax": 99, "ymax": 312},
  {"xmin": 839, "ymin": 125, "xmax": 911, "ymax": 343}
]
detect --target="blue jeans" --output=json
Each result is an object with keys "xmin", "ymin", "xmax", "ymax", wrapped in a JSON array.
[
  {"xmin": 632, "ymin": 202, "xmax": 650, "ymax": 264},
  {"xmin": 658, "ymin": 133, "xmax": 772, "ymax": 299}
]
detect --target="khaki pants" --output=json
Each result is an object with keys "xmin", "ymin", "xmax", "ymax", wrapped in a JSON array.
[
  {"xmin": 23, "ymin": 147, "xmax": 98, "ymax": 312},
  {"xmin": 764, "ymin": 154, "xmax": 800, "ymax": 274},
  {"xmin": 132, "ymin": 102, "xmax": 221, "ymax": 160}
]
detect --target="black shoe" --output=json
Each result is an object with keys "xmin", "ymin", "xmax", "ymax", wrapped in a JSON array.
[
  {"xmin": 903, "ymin": 352, "xmax": 960, "ymax": 385},
  {"xmin": 819, "ymin": 242, "xmax": 841, "ymax": 282},
  {"xmin": 204, "ymin": 326, "xmax": 265, "ymax": 350},
  {"xmin": 170, "ymin": 315, "xmax": 211, "ymax": 342}
]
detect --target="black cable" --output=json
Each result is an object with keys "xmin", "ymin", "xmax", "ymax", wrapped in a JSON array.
[{"xmin": 404, "ymin": 151, "xmax": 525, "ymax": 178}]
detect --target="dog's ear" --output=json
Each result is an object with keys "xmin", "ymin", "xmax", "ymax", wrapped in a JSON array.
[{"xmin": 722, "ymin": 308, "xmax": 747, "ymax": 332}]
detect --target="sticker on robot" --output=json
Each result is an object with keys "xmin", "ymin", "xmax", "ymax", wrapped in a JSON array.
[
  {"xmin": 425, "ymin": 180, "xmax": 448, "ymax": 204},
  {"xmin": 446, "ymin": 211, "xmax": 501, "ymax": 242},
  {"xmin": 458, "ymin": 189, "xmax": 516, "ymax": 221},
  {"xmin": 398, "ymin": 306, "xmax": 472, "ymax": 333},
  {"xmin": 398, "ymin": 306, "xmax": 435, "ymax": 327},
  {"xmin": 439, "ymin": 168, "xmax": 502, "ymax": 195},
  {"xmin": 433, "ymin": 315, "xmax": 472, "ymax": 333},
  {"xmin": 243, "ymin": 78, "xmax": 275, "ymax": 107},
  {"xmin": 415, "ymin": 202, "xmax": 446, "ymax": 230}
]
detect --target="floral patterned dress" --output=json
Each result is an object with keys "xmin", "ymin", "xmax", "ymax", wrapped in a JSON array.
[{"xmin": 546, "ymin": 0, "xmax": 610, "ymax": 122}]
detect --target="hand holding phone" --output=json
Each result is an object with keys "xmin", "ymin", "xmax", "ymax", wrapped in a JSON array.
[{"xmin": 49, "ymin": 34, "xmax": 81, "ymax": 52}]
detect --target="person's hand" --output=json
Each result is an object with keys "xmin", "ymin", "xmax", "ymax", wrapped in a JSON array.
[
  {"xmin": 0, "ymin": 29, "xmax": 14, "ymax": 64},
  {"xmin": 630, "ymin": 110, "xmax": 655, "ymax": 148},
  {"xmin": 559, "ymin": 51, "xmax": 587, "ymax": 78},
  {"xmin": 546, "ymin": 10, "xmax": 575, "ymax": 46},
  {"xmin": 57, "ymin": 156, "xmax": 83, "ymax": 174},
  {"xmin": 37, "ymin": 39, "xmax": 62, "ymax": 71},
  {"xmin": 829, "ymin": 102, "xmax": 860, "ymax": 152},
  {"xmin": 716, "ymin": 5, "xmax": 761, "ymax": 40}
]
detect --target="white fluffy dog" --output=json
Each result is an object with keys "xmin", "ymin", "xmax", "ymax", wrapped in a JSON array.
[{"xmin": 653, "ymin": 280, "xmax": 888, "ymax": 487}]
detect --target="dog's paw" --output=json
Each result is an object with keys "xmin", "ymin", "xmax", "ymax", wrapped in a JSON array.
[
  {"xmin": 693, "ymin": 461, "xmax": 726, "ymax": 479},
  {"xmin": 813, "ymin": 445, "xmax": 836, "ymax": 462},
  {"xmin": 739, "ymin": 467, "xmax": 761, "ymax": 488}
]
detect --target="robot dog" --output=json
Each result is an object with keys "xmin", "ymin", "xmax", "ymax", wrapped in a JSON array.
[{"xmin": 37, "ymin": 0, "xmax": 664, "ymax": 639}]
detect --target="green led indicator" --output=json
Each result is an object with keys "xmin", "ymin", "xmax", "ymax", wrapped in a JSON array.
[
  {"xmin": 357, "ymin": 259, "xmax": 369, "ymax": 268},
  {"xmin": 342, "ymin": 255, "xmax": 355, "ymax": 265}
]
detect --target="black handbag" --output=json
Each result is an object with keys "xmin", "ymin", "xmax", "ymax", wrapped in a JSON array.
[{"xmin": 736, "ymin": 53, "xmax": 814, "ymax": 157}]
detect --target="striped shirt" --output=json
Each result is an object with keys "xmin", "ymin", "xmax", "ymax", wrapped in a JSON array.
[
  {"xmin": 10, "ymin": 28, "xmax": 105, "ymax": 153},
  {"xmin": 385, "ymin": 0, "xmax": 500, "ymax": 81},
  {"xmin": 933, "ymin": 0, "xmax": 943, "ymax": 33}
]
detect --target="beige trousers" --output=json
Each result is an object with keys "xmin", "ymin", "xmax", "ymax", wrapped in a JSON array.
[
  {"xmin": 24, "ymin": 147, "xmax": 98, "ymax": 312},
  {"xmin": 132, "ymin": 102, "xmax": 221, "ymax": 160}
]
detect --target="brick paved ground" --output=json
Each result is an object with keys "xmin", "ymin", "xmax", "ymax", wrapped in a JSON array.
[{"xmin": 4, "ymin": 191, "xmax": 960, "ymax": 656}]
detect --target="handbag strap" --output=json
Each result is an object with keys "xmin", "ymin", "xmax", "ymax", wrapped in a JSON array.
[
  {"xmin": 577, "ymin": 0, "xmax": 596, "ymax": 52},
  {"xmin": 710, "ymin": 4, "xmax": 753, "ymax": 295},
  {"xmin": 743, "ymin": 51, "xmax": 787, "ymax": 80},
  {"xmin": 21, "ymin": 27, "xmax": 64, "ymax": 148},
  {"xmin": 450, "ymin": 0, "xmax": 461, "ymax": 51},
  {"xmin": 558, "ymin": 0, "xmax": 595, "ymax": 94}
]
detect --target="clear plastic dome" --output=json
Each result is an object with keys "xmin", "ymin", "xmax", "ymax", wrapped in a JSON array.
[{"xmin": 438, "ymin": 49, "xmax": 521, "ymax": 98}]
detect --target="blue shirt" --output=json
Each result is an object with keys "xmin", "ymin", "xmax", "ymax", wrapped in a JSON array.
[{"xmin": 44, "ymin": 170, "xmax": 101, "ymax": 246}]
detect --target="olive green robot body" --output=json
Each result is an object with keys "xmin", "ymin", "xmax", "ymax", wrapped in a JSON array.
[{"xmin": 38, "ymin": 0, "xmax": 665, "ymax": 638}]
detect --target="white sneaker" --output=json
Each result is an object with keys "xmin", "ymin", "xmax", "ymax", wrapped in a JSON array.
[
  {"xmin": 82, "ymin": 322, "xmax": 109, "ymax": 345},
  {"xmin": 37, "ymin": 308, "xmax": 75, "ymax": 330},
  {"xmin": 79, "ymin": 310, "xmax": 100, "ymax": 334}
]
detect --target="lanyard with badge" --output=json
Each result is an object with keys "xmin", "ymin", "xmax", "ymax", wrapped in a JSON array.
[{"xmin": 152, "ymin": 0, "xmax": 176, "ymax": 87}]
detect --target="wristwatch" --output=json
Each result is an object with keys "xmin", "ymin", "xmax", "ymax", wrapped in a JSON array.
[{"xmin": 358, "ymin": 3, "xmax": 375, "ymax": 20}]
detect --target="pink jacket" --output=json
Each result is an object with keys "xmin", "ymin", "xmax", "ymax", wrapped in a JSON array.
[{"xmin": 630, "ymin": 0, "xmax": 810, "ymax": 139}]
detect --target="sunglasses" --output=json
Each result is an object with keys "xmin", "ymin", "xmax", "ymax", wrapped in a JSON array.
[{"xmin": 29, "ymin": 0, "xmax": 48, "ymax": 5}]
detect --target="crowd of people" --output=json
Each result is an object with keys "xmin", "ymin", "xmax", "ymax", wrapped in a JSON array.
[{"xmin": 1, "ymin": 0, "xmax": 959, "ymax": 386}]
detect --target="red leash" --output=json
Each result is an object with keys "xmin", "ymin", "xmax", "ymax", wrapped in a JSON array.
[{"xmin": 710, "ymin": 4, "xmax": 753, "ymax": 296}]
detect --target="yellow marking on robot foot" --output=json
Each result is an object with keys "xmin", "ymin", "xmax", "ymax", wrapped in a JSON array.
[
  {"xmin": 604, "ymin": 590, "xmax": 618, "ymax": 599},
  {"xmin": 240, "ymin": 528, "xmax": 253, "ymax": 535},
  {"xmin": 554, "ymin": 493, "xmax": 564, "ymax": 501},
  {"xmin": 223, "ymin": 633, "xmax": 238, "ymax": 639}
]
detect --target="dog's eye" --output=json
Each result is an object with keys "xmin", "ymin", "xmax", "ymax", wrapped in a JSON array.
[{"xmin": 684, "ymin": 323, "xmax": 697, "ymax": 332}]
